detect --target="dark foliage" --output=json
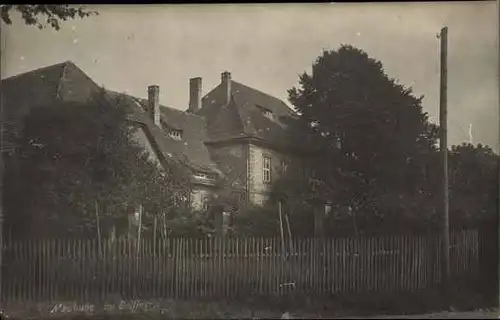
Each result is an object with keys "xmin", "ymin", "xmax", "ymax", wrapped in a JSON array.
[
  {"xmin": 251, "ymin": 45, "xmax": 499, "ymax": 238},
  {"xmin": 1, "ymin": 5, "xmax": 96, "ymax": 30},
  {"xmin": 4, "ymin": 90, "xmax": 191, "ymax": 238}
]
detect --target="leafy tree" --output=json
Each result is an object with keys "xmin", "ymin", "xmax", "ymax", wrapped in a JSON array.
[
  {"xmin": 0, "ymin": 4, "xmax": 97, "ymax": 240},
  {"xmin": 275, "ymin": 45, "xmax": 440, "ymax": 236},
  {"xmin": 0, "ymin": 5, "xmax": 96, "ymax": 30},
  {"xmin": 4, "ymin": 90, "xmax": 191, "ymax": 239},
  {"xmin": 448, "ymin": 143, "xmax": 498, "ymax": 228}
]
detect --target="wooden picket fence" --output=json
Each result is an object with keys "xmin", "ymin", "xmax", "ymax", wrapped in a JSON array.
[{"xmin": 0, "ymin": 229, "xmax": 479, "ymax": 303}]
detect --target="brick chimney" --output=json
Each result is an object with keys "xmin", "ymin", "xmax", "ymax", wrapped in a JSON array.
[
  {"xmin": 188, "ymin": 77, "xmax": 202, "ymax": 113},
  {"xmin": 221, "ymin": 71, "xmax": 231, "ymax": 106},
  {"xmin": 148, "ymin": 85, "xmax": 160, "ymax": 126}
]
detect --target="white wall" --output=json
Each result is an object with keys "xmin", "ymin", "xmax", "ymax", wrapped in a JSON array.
[{"xmin": 247, "ymin": 143, "xmax": 297, "ymax": 205}]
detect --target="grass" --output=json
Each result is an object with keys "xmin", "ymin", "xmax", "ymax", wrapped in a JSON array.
[{"xmin": 5, "ymin": 277, "xmax": 498, "ymax": 320}]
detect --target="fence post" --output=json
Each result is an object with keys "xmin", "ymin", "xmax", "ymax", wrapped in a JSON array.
[
  {"xmin": 313, "ymin": 202, "xmax": 325, "ymax": 238},
  {"xmin": 214, "ymin": 208, "xmax": 224, "ymax": 238},
  {"xmin": 0, "ymin": 231, "xmax": 487, "ymax": 304}
]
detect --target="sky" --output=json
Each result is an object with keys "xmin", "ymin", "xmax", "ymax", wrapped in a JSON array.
[{"xmin": 1, "ymin": 3, "xmax": 498, "ymax": 150}]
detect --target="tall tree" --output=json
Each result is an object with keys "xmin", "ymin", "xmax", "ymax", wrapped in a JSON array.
[
  {"xmin": 279, "ymin": 45, "xmax": 440, "ymax": 235},
  {"xmin": 448, "ymin": 143, "xmax": 498, "ymax": 228},
  {"xmin": 0, "ymin": 4, "xmax": 97, "ymax": 242},
  {"xmin": 0, "ymin": 5, "xmax": 96, "ymax": 30},
  {"xmin": 4, "ymin": 90, "xmax": 191, "ymax": 238}
]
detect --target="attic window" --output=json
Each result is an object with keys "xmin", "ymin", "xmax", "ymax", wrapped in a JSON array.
[
  {"xmin": 194, "ymin": 172, "xmax": 215, "ymax": 180},
  {"xmin": 256, "ymin": 105, "xmax": 274, "ymax": 120},
  {"xmin": 310, "ymin": 121, "xmax": 319, "ymax": 129},
  {"xmin": 169, "ymin": 129, "xmax": 183, "ymax": 140}
]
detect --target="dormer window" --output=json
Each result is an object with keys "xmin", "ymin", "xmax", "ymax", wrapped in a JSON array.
[
  {"xmin": 309, "ymin": 121, "xmax": 319, "ymax": 129},
  {"xmin": 256, "ymin": 105, "xmax": 274, "ymax": 120},
  {"xmin": 169, "ymin": 129, "xmax": 183, "ymax": 140},
  {"xmin": 195, "ymin": 172, "xmax": 207, "ymax": 179},
  {"xmin": 263, "ymin": 110, "xmax": 273, "ymax": 119},
  {"xmin": 161, "ymin": 121, "xmax": 183, "ymax": 141},
  {"xmin": 194, "ymin": 172, "xmax": 215, "ymax": 180}
]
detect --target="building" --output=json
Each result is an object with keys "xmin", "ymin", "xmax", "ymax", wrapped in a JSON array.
[
  {"xmin": 197, "ymin": 71, "xmax": 310, "ymax": 206},
  {"xmin": 1, "ymin": 61, "xmax": 310, "ymax": 213}
]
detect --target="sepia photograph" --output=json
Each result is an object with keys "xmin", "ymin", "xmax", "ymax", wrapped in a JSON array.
[{"xmin": 0, "ymin": 3, "xmax": 498, "ymax": 319}]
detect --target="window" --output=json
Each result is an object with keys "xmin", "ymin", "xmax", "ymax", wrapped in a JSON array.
[
  {"xmin": 257, "ymin": 105, "xmax": 274, "ymax": 120},
  {"xmin": 263, "ymin": 156, "xmax": 272, "ymax": 183},
  {"xmin": 263, "ymin": 110, "xmax": 273, "ymax": 119},
  {"xmin": 325, "ymin": 203, "xmax": 332, "ymax": 216},
  {"xmin": 203, "ymin": 196, "xmax": 211, "ymax": 212},
  {"xmin": 194, "ymin": 172, "xmax": 213, "ymax": 180},
  {"xmin": 309, "ymin": 121, "xmax": 319, "ymax": 128},
  {"xmin": 169, "ymin": 129, "xmax": 183, "ymax": 140}
]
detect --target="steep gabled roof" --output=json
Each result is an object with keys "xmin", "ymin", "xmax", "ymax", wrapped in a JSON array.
[
  {"xmin": 198, "ymin": 80, "xmax": 302, "ymax": 147},
  {"xmin": 106, "ymin": 91, "xmax": 219, "ymax": 174},
  {"xmin": 157, "ymin": 106, "xmax": 220, "ymax": 174},
  {"xmin": 203, "ymin": 97, "xmax": 247, "ymax": 141},
  {"xmin": 1, "ymin": 61, "xmax": 102, "ymax": 152},
  {"xmin": 1, "ymin": 61, "xmax": 219, "ymax": 174},
  {"xmin": 2, "ymin": 61, "xmax": 102, "ymax": 117}
]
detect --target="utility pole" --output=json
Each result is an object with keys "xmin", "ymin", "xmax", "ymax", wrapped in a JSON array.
[
  {"xmin": 0, "ymin": 101, "xmax": 3, "ymax": 308},
  {"xmin": 498, "ymin": 0, "xmax": 500, "ymax": 306},
  {"xmin": 438, "ymin": 26, "xmax": 450, "ymax": 290},
  {"xmin": 278, "ymin": 201, "xmax": 286, "ymax": 259},
  {"xmin": 0, "ymin": 25, "xmax": 4, "ymax": 304}
]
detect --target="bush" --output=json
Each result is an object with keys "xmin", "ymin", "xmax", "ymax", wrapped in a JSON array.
[{"xmin": 231, "ymin": 205, "xmax": 281, "ymax": 237}]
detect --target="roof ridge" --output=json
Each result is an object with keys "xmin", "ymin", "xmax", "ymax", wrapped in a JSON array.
[
  {"xmin": 110, "ymin": 90, "xmax": 205, "ymax": 120},
  {"xmin": 231, "ymin": 80, "xmax": 290, "ymax": 108},
  {"xmin": 159, "ymin": 105, "xmax": 206, "ymax": 119},
  {"xmin": 1, "ymin": 60, "xmax": 72, "ymax": 82}
]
